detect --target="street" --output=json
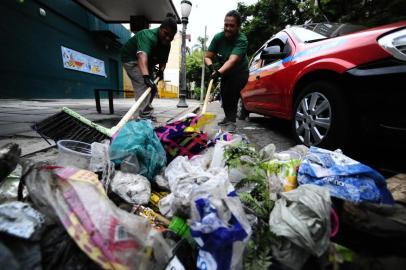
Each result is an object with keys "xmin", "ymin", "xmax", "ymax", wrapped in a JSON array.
[{"xmin": 207, "ymin": 101, "xmax": 405, "ymax": 177}]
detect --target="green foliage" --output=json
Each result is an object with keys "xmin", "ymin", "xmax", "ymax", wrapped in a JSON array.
[
  {"xmin": 237, "ymin": 0, "xmax": 406, "ymax": 56},
  {"xmin": 186, "ymin": 49, "xmax": 210, "ymax": 89},
  {"xmin": 193, "ymin": 86, "xmax": 201, "ymax": 100},
  {"xmin": 186, "ymin": 50, "xmax": 203, "ymax": 82},
  {"xmin": 244, "ymin": 226, "xmax": 275, "ymax": 270},
  {"xmin": 223, "ymin": 142, "xmax": 275, "ymax": 268},
  {"xmin": 319, "ymin": 0, "xmax": 406, "ymax": 26},
  {"xmin": 224, "ymin": 142, "xmax": 274, "ymax": 219}
]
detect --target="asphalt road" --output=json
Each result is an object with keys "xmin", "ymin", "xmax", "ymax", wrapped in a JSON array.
[{"xmin": 207, "ymin": 101, "xmax": 405, "ymax": 177}]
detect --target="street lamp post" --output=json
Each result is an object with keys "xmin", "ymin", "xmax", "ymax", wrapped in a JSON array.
[
  {"xmin": 177, "ymin": 0, "xmax": 192, "ymax": 108},
  {"xmin": 200, "ymin": 25, "xmax": 207, "ymax": 104}
]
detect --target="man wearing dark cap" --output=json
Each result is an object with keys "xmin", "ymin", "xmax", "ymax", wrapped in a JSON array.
[{"xmin": 121, "ymin": 15, "xmax": 177, "ymax": 120}]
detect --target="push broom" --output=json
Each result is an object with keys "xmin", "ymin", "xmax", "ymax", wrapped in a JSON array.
[{"xmin": 32, "ymin": 78, "xmax": 159, "ymax": 143}]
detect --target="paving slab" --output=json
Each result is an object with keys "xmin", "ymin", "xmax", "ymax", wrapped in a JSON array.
[
  {"xmin": 0, "ymin": 137, "xmax": 55, "ymax": 156},
  {"xmin": 0, "ymin": 98, "xmax": 201, "ymax": 159}
]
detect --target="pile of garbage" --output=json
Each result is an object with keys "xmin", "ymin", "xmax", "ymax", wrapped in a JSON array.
[{"xmin": 1, "ymin": 114, "xmax": 405, "ymax": 270}]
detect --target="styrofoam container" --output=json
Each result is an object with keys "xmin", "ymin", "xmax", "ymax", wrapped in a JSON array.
[{"xmin": 56, "ymin": 140, "xmax": 92, "ymax": 169}]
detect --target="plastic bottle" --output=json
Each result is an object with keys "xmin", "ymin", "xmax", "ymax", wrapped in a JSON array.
[{"xmin": 168, "ymin": 216, "xmax": 194, "ymax": 244}]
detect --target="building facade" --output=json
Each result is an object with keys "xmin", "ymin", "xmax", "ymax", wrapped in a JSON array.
[{"xmin": 0, "ymin": 0, "xmax": 131, "ymax": 98}]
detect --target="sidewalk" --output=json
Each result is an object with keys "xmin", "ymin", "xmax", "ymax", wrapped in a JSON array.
[{"xmin": 0, "ymin": 98, "xmax": 201, "ymax": 157}]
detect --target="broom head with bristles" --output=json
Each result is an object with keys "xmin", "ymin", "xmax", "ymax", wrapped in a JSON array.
[{"xmin": 32, "ymin": 109, "xmax": 110, "ymax": 143}]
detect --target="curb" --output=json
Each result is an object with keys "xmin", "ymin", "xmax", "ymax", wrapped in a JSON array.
[{"xmin": 166, "ymin": 105, "xmax": 201, "ymax": 123}]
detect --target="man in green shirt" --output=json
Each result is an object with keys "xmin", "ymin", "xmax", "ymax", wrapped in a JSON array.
[
  {"xmin": 121, "ymin": 15, "xmax": 177, "ymax": 120},
  {"xmin": 205, "ymin": 10, "xmax": 249, "ymax": 132}
]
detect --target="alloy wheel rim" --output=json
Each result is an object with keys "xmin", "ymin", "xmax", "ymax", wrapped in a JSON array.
[{"xmin": 295, "ymin": 92, "xmax": 331, "ymax": 146}]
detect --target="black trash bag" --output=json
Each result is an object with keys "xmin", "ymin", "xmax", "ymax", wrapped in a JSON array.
[
  {"xmin": 163, "ymin": 231, "xmax": 197, "ymax": 270},
  {"xmin": 0, "ymin": 143, "xmax": 21, "ymax": 182},
  {"xmin": 40, "ymin": 224, "xmax": 102, "ymax": 270},
  {"xmin": 0, "ymin": 234, "xmax": 42, "ymax": 270},
  {"xmin": 0, "ymin": 241, "xmax": 22, "ymax": 270},
  {"xmin": 332, "ymin": 198, "xmax": 406, "ymax": 256}
]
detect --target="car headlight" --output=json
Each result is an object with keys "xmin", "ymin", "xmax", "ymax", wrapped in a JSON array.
[{"xmin": 378, "ymin": 28, "xmax": 406, "ymax": 61}]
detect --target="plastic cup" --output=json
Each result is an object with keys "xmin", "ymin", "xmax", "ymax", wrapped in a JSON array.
[{"xmin": 56, "ymin": 140, "xmax": 92, "ymax": 169}]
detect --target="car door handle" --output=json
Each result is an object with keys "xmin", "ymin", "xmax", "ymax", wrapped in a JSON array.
[{"xmin": 256, "ymin": 75, "xmax": 260, "ymax": 80}]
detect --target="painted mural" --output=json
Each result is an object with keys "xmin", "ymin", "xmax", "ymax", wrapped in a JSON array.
[{"xmin": 61, "ymin": 46, "xmax": 106, "ymax": 77}]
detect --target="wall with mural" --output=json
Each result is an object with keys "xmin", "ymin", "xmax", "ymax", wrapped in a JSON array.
[{"xmin": 0, "ymin": 0, "xmax": 131, "ymax": 98}]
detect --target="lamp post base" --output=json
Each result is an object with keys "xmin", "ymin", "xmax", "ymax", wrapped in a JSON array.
[{"xmin": 177, "ymin": 97, "xmax": 189, "ymax": 108}]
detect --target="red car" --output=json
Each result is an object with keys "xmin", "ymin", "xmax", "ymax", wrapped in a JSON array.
[{"xmin": 239, "ymin": 21, "xmax": 406, "ymax": 148}]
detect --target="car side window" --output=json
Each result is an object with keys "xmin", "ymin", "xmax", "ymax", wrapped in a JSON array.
[{"xmin": 249, "ymin": 47, "xmax": 264, "ymax": 72}]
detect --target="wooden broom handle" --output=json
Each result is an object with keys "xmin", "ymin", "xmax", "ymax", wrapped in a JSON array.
[
  {"xmin": 111, "ymin": 78, "xmax": 160, "ymax": 133},
  {"xmin": 201, "ymin": 79, "xmax": 214, "ymax": 115}
]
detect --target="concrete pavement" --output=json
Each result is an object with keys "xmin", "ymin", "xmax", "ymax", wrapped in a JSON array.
[
  {"xmin": 0, "ymin": 98, "xmax": 200, "ymax": 158},
  {"xmin": 0, "ymin": 97, "xmax": 297, "ymax": 163},
  {"xmin": 0, "ymin": 98, "xmax": 200, "ymax": 137}
]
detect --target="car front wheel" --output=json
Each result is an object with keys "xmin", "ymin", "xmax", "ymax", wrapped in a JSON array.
[{"xmin": 292, "ymin": 80, "xmax": 348, "ymax": 149}]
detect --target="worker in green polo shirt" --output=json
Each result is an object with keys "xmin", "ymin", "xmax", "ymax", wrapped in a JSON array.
[
  {"xmin": 204, "ymin": 10, "xmax": 249, "ymax": 132},
  {"xmin": 121, "ymin": 14, "xmax": 177, "ymax": 120}
]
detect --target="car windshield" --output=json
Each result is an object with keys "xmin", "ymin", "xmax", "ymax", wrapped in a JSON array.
[{"xmin": 290, "ymin": 27, "xmax": 327, "ymax": 43}]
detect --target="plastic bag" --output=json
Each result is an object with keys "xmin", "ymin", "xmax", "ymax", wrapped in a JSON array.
[
  {"xmin": 263, "ymin": 159, "xmax": 302, "ymax": 193},
  {"xmin": 0, "ymin": 143, "xmax": 21, "ymax": 182},
  {"xmin": 110, "ymin": 120, "xmax": 166, "ymax": 181},
  {"xmin": 0, "ymin": 201, "xmax": 45, "ymax": 240},
  {"xmin": 386, "ymin": 174, "xmax": 406, "ymax": 204},
  {"xmin": 269, "ymin": 184, "xmax": 331, "ymax": 270},
  {"xmin": 258, "ymin": 143, "xmax": 276, "ymax": 161},
  {"xmin": 273, "ymin": 144, "xmax": 309, "ymax": 161},
  {"xmin": 161, "ymin": 154, "xmax": 219, "ymax": 218},
  {"xmin": 333, "ymin": 199, "xmax": 406, "ymax": 256},
  {"xmin": 189, "ymin": 176, "xmax": 251, "ymax": 270},
  {"xmin": 210, "ymin": 134, "xmax": 242, "ymax": 169},
  {"xmin": 89, "ymin": 141, "xmax": 114, "ymax": 191},
  {"xmin": 298, "ymin": 147, "xmax": 394, "ymax": 204},
  {"xmin": 0, "ymin": 171, "xmax": 20, "ymax": 203},
  {"xmin": 23, "ymin": 164, "xmax": 171, "ymax": 270},
  {"xmin": 154, "ymin": 170, "xmax": 170, "ymax": 190},
  {"xmin": 110, "ymin": 171, "xmax": 151, "ymax": 205}
]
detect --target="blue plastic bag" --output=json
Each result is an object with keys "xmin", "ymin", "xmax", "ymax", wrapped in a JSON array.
[
  {"xmin": 298, "ymin": 147, "xmax": 394, "ymax": 204},
  {"xmin": 109, "ymin": 120, "xmax": 166, "ymax": 181}
]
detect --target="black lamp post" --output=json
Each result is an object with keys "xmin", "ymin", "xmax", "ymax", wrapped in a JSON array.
[{"xmin": 177, "ymin": 0, "xmax": 192, "ymax": 108}]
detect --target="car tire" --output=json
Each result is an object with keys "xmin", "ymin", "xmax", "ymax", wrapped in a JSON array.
[
  {"xmin": 292, "ymin": 80, "xmax": 348, "ymax": 149},
  {"xmin": 237, "ymin": 97, "xmax": 249, "ymax": 120}
]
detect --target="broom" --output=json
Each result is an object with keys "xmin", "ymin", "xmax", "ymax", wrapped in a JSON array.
[
  {"xmin": 32, "ymin": 79, "xmax": 159, "ymax": 143},
  {"xmin": 184, "ymin": 79, "xmax": 216, "ymax": 132}
]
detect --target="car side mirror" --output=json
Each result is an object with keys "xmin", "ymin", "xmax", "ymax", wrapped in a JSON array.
[{"xmin": 260, "ymin": 46, "xmax": 288, "ymax": 60}]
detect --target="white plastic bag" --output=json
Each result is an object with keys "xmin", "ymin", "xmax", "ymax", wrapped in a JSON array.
[
  {"xmin": 210, "ymin": 135, "xmax": 242, "ymax": 169},
  {"xmin": 161, "ymin": 153, "xmax": 225, "ymax": 218},
  {"xmin": 269, "ymin": 184, "xmax": 331, "ymax": 270},
  {"xmin": 110, "ymin": 171, "xmax": 151, "ymax": 205}
]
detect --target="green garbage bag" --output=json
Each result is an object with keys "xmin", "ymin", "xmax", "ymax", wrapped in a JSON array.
[{"xmin": 109, "ymin": 120, "xmax": 166, "ymax": 181}]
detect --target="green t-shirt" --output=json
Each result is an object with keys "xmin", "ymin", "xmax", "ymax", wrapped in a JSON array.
[
  {"xmin": 120, "ymin": 28, "xmax": 170, "ymax": 70},
  {"xmin": 208, "ymin": 31, "xmax": 249, "ymax": 75}
]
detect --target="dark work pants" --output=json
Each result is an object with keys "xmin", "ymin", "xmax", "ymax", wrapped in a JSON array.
[{"xmin": 220, "ymin": 71, "xmax": 249, "ymax": 122}]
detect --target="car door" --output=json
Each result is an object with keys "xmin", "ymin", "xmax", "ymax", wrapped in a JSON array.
[
  {"xmin": 240, "ymin": 46, "xmax": 264, "ymax": 108},
  {"xmin": 251, "ymin": 32, "xmax": 295, "ymax": 117}
]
